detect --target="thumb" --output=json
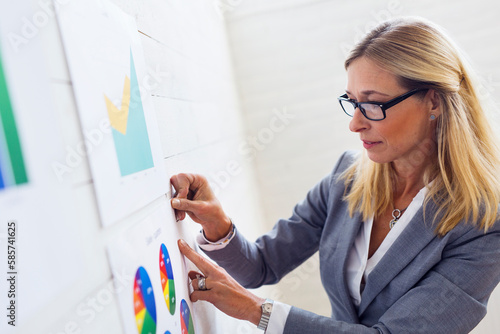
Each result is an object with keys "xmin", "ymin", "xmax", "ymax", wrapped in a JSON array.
[{"xmin": 171, "ymin": 198, "xmax": 200, "ymax": 212}]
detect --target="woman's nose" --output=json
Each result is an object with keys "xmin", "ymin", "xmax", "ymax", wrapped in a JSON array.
[{"xmin": 349, "ymin": 107, "xmax": 369, "ymax": 133}]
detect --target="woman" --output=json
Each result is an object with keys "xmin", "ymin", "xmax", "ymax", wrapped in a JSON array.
[{"xmin": 171, "ymin": 17, "xmax": 500, "ymax": 333}]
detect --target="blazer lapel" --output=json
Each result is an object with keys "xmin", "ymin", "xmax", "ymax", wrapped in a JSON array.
[
  {"xmin": 357, "ymin": 202, "xmax": 439, "ymax": 315},
  {"xmin": 327, "ymin": 209, "xmax": 364, "ymax": 322}
]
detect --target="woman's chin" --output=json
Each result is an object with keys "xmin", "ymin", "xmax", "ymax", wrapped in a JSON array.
[{"xmin": 365, "ymin": 151, "xmax": 390, "ymax": 164}]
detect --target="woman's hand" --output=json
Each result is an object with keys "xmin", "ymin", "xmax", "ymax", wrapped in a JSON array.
[
  {"xmin": 170, "ymin": 173, "xmax": 232, "ymax": 241},
  {"xmin": 178, "ymin": 239, "xmax": 264, "ymax": 326}
]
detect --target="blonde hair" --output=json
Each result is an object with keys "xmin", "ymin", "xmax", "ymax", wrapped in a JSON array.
[{"xmin": 342, "ymin": 17, "xmax": 500, "ymax": 235}]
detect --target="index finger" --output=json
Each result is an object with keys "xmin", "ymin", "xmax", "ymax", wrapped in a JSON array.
[
  {"xmin": 178, "ymin": 239, "xmax": 216, "ymax": 276},
  {"xmin": 170, "ymin": 173, "xmax": 193, "ymax": 200},
  {"xmin": 170, "ymin": 173, "xmax": 211, "ymax": 200}
]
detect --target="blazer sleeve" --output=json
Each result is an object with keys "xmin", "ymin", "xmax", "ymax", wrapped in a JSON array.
[
  {"xmin": 202, "ymin": 150, "xmax": 357, "ymax": 288},
  {"xmin": 283, "ymin": 222, "xmax": 500, "ymax": 334}
]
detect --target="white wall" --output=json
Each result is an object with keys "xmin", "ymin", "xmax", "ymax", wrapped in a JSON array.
[
  {"xmin": 11, "ymin": 0, "xmax": 267, "ymax": 333},
  {"xmin": 224, "ymin": 0, "xmax": 500, "ymax": 333}
]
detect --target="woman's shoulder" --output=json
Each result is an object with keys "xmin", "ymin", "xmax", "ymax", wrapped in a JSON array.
[
  {"xmin": 439, "ymin": 204, "xmax": 500, "ymax": 242},
  {"xmin": 316, "ymin": 150, "xmax": 361, "ymax": 193},
  {"xmin": 331, "ymin": 150, "xmax": 361, "ymax": 175}
]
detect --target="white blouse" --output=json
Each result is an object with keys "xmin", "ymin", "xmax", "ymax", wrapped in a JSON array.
[{"xmin": 345, "ymin": 185, "xmax": 427, "ymax": 307}]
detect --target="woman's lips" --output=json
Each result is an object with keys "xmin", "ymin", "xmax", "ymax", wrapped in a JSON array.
[{"xmin": 362, "ymin": 140, "xmax": 382, "ymax": 149}]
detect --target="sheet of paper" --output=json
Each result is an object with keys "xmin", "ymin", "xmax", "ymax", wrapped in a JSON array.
[
  {"xmin": 56, "ymin": 0, "xmax": 169, "ymax": 226},
  {"xmin": 0, "ymin": 0, "xmax": 82, "ymax": 329},
  {"xmin": 107, "ymin": 201, "xmax": 199, "ymax": 334}
]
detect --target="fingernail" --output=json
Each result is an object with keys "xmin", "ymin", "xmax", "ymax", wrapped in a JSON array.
[
  {"xmin": 171, "ymin": 199, "xmax": 180, "ymax": 208},
  {"xmin": 179, "ymin": 239, "xmax": 187, "ymax": 247}
]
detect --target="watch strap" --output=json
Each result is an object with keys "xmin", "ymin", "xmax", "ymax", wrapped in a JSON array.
[{"xmin": 257, "ymin": 298, "xmax": 274, "ymax": 331}]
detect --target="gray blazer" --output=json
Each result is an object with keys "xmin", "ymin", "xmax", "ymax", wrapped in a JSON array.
[{"xmin": 205, "ymin": 151, "xmax": 500, "ymax": 333}]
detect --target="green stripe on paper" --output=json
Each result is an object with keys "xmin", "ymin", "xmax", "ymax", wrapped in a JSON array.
[{"xmin": 0, "ymin": 48, "xmax": 28, "ymax": 185}]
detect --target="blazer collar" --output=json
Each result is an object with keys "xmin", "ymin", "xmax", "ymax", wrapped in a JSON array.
[{"xmin": 357, "ymin": 202, "xmax": 439, "ymax": 315}]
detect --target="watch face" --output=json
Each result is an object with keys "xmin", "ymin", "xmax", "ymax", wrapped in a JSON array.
[{"xmin": 263, "ymin": 303, "xmax": 272, "ymax": 313}]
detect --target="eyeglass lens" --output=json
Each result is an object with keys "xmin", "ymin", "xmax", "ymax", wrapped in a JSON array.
[{"xmin": 340, "ymin": 100, "xmax": 384, "ymax": 120}]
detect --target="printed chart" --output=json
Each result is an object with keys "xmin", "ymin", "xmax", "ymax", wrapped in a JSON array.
[
  {"xmin": 181, "ymin": 299, "xmax": 196, "ymax": 334},
  {"xmin": 0, "ymin": 48, "xmax": 28, "ymax": 190},
  {"xmin": 105, "ymin": 51, "xmax": 154, "ymax": 177},
  {"xmin": 134, "ymin": 267, "xmax": 157, "ymax": 334},
  {"xmin": 107, "ymin": 203, "xmax": 196, "ymax": 334},
  {"xmin": 56, "ymin": 0, "xmax": 168, "ymax": 226},
  {"xmin": 160, "ymin": 244, "xmax": 176, "ymax": 315},
  {"xmin": 0, "ymin": 0, "xmax": 82, "ymax": 330}
]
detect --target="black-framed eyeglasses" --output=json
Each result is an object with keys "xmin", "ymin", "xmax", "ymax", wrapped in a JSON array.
[{"xmin": 338, "ymin": 88, "xmax": 427, "ymax": 121}]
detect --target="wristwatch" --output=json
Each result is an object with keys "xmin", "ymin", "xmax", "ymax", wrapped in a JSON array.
[{"xmin": 257, "ymin": 298, "xmax": 274, "ymax": 331}]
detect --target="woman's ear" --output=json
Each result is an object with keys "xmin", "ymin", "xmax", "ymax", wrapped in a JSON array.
[{"xmin": 426, "ymin": 89, "xmax": 441, "ymax": 116}]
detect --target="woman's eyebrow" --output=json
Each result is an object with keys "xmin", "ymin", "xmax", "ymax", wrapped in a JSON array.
[{"xmin": 345, "ymin": 89, "xmax": 390, "ymax": 97}]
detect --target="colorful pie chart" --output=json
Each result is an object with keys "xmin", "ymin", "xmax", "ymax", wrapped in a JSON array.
[
  {"xmin": 180, "ymin": 299, "xmax": 195, "ymax": 334},
  {"xmin": 159, "ymin": 243, "xmax": 176, "ymax": 315},
  {"xmin": 133, "ymin": 267, "xmax": 157, "ymax": 334}
]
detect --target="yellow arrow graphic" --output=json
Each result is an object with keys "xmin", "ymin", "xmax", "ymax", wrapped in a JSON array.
[{"xmin": 104, "ymin": 76, "xmax": 130, "ymax": 135}]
